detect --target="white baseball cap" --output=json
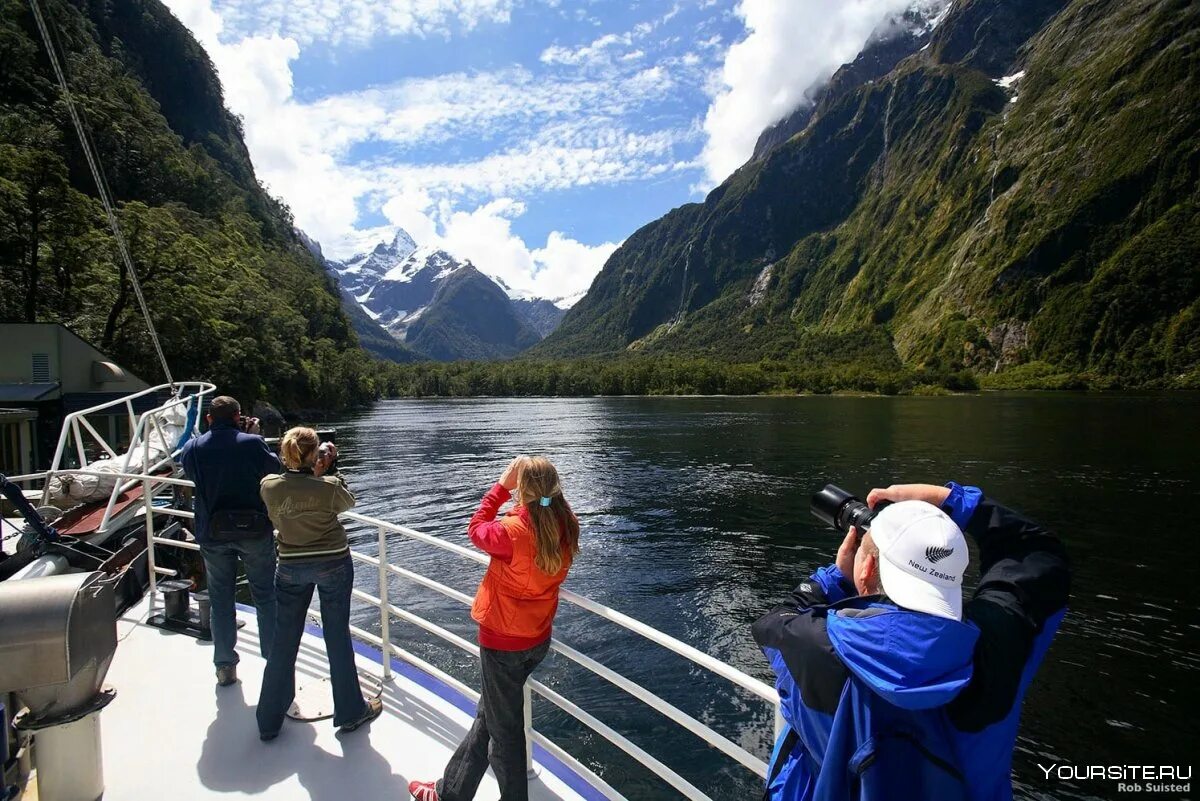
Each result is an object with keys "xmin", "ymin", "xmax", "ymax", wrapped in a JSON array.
[{"xmin": 868, "ymin": 500, "xmax": 968, "ymax": 620}]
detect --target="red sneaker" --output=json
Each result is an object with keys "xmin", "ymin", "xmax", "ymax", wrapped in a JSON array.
[{"xmin": 408, "ymin": 780, "xmax": 440, "ymax": 801}]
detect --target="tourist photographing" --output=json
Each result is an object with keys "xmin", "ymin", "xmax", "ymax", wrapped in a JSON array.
[
  {"xmin": 256, "ymin": 427, "xmax": 382, "ymax": 740},
  {"xmin": 752, "ymin": 482, "xmax": 1070, "ymax": 801},
  {"xmin": 178, "ymin": 395, "xmax": 282, "ymax": 687},
  {"xmin": 409, "ymin": 455, "xmax": 581, "ymax": 801}
]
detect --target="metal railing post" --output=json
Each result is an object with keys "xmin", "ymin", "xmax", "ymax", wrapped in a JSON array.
[
  {"xmin": 377, "ymin": 526, "xmax": 392, "ymax": 682},
  {"xmin": 71, "ymin": 419, "xmax": 86, "ymax": 468},
  {"xmin": 143, "ymin": 434, "xmax": 157, "ymax": 611},
  {"xmin": 523, "ymin": 684, "xmax": 535, "ymax": 777},
  {"xmin": 126, "ymin": 399, "xmax": 136, "ymax": 444},
  {"xmin": 774, "ymin": 705, "xmax": 785, "ymax": 740}
]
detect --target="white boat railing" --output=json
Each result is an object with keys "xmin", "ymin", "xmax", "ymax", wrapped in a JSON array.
[
  {"xmin": 29, "ymin": 381, "xmax": 217, "ymax": 533},
  {"xmin": 8, "ymin": 463, "xmax": 781, "ymax": 800}
]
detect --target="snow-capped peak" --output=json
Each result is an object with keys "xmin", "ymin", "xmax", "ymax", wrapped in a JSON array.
[
  {"xmin": 866, "ymin": 1, "xmax": 951, "ymax": 50},
  {"xmin": 320, "ymin": 227, "xmax": 571, "ymax": 347},
  {"xmin": 381, "ymin": 245, "xmax": 465, "ymax": 284},
  {"xmin": 327, "ymin": 228, "xmax": 419, "ymax": 294},
  {"xmin": 388, "ymin": 228, "xmax": 417, "ymax": 256},
  {"xmin": 919, "ymin": 0, "xmax": 953, "ymax": 33},
  {"xmin": 483, "ymin": 278, "xmax": 575, "ymax": 309},
  {"xmin": 550, "ymin": 290, "xmax": 587, "ymax": 309}
]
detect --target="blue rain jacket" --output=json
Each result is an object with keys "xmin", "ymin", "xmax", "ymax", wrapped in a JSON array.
[{"xmin": 753, "ymin": 484, "xmax": 1070, "ymax": 801}]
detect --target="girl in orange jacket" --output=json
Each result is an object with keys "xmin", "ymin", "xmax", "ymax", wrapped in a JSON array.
[{"xmin": 411, "ymin": 456, "xmax": 580, "ymax": 801}]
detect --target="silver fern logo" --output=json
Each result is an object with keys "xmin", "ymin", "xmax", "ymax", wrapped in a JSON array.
[{"xmin": 925, "ymin": 545, "xmax": 954, "ymax": 564}]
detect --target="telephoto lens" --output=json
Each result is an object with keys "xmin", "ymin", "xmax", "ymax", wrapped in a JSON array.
[{"xmin": 810, "ymin": 484, "xmax": 890, "ymax": 534}]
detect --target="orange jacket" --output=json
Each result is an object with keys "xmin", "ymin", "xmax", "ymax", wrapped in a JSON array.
[{"xmin": 468, "ymin": 484, "xmax": 572, "ymax": 650}]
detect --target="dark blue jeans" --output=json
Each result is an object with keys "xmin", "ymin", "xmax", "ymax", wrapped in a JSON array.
[
  {"xmin": 200, "ymin": 536, "xmax": 277, "ymax": 668},
  {"xmin": 439, "ymin": 640, "xmax": 550, "ymax": 801},
  {"xmin": 256, "ymin": 555, "xmax": 366, "ymax": 735}
]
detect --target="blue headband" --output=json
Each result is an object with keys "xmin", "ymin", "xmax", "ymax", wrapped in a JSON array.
[{"xmin": 539, "ymin": 496, "xmax": 552, "ymax": 507}]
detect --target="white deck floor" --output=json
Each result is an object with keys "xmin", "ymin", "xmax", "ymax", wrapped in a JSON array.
[{"xmin": 100, "ymin": 597, "xmax": 598, "ymax": 801}]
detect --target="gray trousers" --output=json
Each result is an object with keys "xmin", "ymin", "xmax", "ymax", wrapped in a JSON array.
[{"xmin": 439, "ymin": 640, "xmax": 550, "ymax": 801}]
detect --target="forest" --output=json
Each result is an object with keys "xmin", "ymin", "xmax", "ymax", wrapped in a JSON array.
[{"xmin": 0, "ymin": 0, "xmax": 379, "ymax": 410}]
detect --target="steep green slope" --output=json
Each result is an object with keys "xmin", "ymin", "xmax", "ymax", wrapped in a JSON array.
[
  {"xmin": 537, "ymin": 0, "xmax": 1200, "ymax": 388},
  {"xmin": 0, "ymin": 0, "xmax": 380, "ymax": 408}
]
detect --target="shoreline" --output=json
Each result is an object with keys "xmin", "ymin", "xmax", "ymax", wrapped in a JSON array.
[
  {"xmin": 360, "ymin": 387, "xmax": 1200, "ymax": 401},
  {"xmin": 283, "ymin": 387, "xmax": 1200, "ymax": 420}
]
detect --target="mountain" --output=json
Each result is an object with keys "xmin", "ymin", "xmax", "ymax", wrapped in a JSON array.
[
  {"xmin": 751, "ymin": 2, "xmax": 948, "ymax": 163},
  {"xmin": 297, "ymin": 231, "xmax": 421, "ymax": 363},
  {"xmin": 512, "ymin": 298, "xmax": 571, "ymax": 339},
  {"xmin": 404, "ymin": 266, "xmax": 542, "ymax": 360},
  {"xmin": 331, "ymin": 229, "xmax": 418, "ymax": 298},
  {"xmin": 537, "ymin": 0, "xmax": 1200, "ymax": 388},
  {"xmin": 0, "ymin": 0, "xmax": 382, "ymax": 409},
  {"xmin": 325, "ymin": 232, "xmax": 567, "ymax": 360}
]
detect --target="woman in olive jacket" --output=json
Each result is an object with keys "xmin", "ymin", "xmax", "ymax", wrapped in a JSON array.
[{"xmin": 255, "ymin": 426, "xmax": 381, "ymax": 740}]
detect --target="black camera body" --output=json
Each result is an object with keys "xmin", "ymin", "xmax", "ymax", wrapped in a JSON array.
[{"xmin": 811, "ymin": 484, "xmax": 891, "ymax": 534}]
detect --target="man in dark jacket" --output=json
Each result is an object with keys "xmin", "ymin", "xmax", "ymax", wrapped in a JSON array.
[
  {"xmin": 179, "ymin": 396, "xmax": 283, "ymax": 686},
  {"xmin": 752, "ymin": 482, "xmax": 1070, "ymax": 801}
]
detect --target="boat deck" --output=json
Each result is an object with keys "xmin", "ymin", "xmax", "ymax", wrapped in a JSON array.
[{"xmin": 100, "ymin": 597, "xmax": 600, "ymax": 801}]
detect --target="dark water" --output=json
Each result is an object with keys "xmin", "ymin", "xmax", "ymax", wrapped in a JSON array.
[{"xmin": 318, "ymin": 395, "xmax": 1200, "ymax": 800}]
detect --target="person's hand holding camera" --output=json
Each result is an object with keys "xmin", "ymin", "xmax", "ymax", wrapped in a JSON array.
[
  {"xmin": 835, "ymin": 526, "xmax": 859, "ymax": 579},
  {"xmin": 866, "ymin": 483, "xmax": 951, "ymax": 509},
  {"xmin": 238, "ymin": 415, "xmax": 262, "ymax": 435},
  {"xmin": 498, "ymin": 456, "xmax": 527, "ymax": 491},
  {"xmin": 314, "ymin": 442, "xmax": 337, "ymax": 477}
]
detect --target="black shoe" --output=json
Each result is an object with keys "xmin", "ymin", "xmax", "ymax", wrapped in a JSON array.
[
  {"xmin": 216, "ymin": 665, "xmax": 237, "ymax": 686},
  {"xmin": 259, "ymin": 730, "xmax": 279, "ymax": 742},
  {"xmin": 339, "ymin": 697, "xmax": 382, "ymax": 733}
]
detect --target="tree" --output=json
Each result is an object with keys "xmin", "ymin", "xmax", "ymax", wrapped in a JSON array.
[{"xmin": 0, "ymin": 133, "xmax": 73, "ymax": 322}]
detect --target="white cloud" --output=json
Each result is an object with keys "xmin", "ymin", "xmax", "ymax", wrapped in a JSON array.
[
  {"xmin": 212, "ymin": 0, "xmax": 516, "ymax": 45},
  {"xmin": 162, "ymin": 0, "xmax": 709, "ymax": 300},
  {"xmin": 164, "ymin": 0, "xmax": 370, "ymax": 238},
  {"xmin": 531, "ymin": 231, "xmax": 619, "ymax": 302},
  {"xmin": 352, "ymin": 119, "xmax": 693, "ymax": 210},
  {"xmin": 306, "ymin": 65, "xmax": 677, "ymax": 151},
  {"xmin": 381, "ymin": 198, "xmax": 618, "ymax": 301},
  {"xmin": 540, "ymin": 32, "xmax": 633, "ymax": 67},
  {"xmin": 381, "ymin": 189, "xmax": 439, "ymax": 244},
  {"xmin": 700, "ymin": 0, "xmax": 941, "ymax": 186},
  {"xmin": 162, "ymin": 0, "xmax": 690, "ymax": 238},
  {"xmin": 444, "ymin": 201, "xmax": 619, "ymax": 303}
]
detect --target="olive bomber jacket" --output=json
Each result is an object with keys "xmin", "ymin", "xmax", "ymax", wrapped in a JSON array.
[{"xmin": 260, "ymin": 470, "xmax": 355, "ymax": 561}]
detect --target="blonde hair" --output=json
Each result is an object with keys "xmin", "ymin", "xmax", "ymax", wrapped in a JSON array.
[
  {"xmin": 514, "ymin": 456, "xmax": 580, "ymax": 576},
  {"xmin": 280, "ymin": 427, "xmax": 319, "ymax": 470}
]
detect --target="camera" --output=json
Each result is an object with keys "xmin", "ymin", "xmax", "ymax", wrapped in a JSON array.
[
  {"xmin": 318, "ymin": 441, "xmax": 338, "ymax": 474},
  {"xmin": 810, "ymin": 484, "xmax": 891, "ymax": 535}
]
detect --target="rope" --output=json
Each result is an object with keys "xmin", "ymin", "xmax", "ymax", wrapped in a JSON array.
[{"xmin": 27, "ymin": 0, "xmax": 175, "ymax": 388}]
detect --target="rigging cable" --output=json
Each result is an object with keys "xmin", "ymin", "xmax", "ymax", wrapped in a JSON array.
[{"xmin": 27, "ymin": 0, "xmax": 175, "ymax": 388}]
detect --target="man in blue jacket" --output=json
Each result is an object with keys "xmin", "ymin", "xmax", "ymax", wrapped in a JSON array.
[
  {"xmin": 752, "ymin": 482, "xmax": 1069, "ymax": 800},
  {"xmin": 179, "ymin": 396, "xmax": 283, "ymax": 686}
]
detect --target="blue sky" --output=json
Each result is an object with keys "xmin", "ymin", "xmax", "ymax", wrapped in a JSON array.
[
  {"xmin": 163, "ymin": 0, "xmax": 934, "ymax": 301},
  {"xmin": 288, "ymin": 1, "xmax": 738, "ymax": 247}
]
